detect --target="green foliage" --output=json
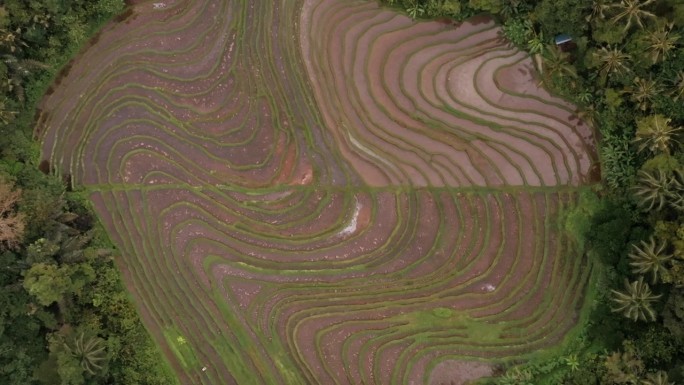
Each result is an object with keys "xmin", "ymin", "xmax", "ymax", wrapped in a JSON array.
[
  {"xmin": 424, "ymin": 0, "xmax": 463, "ymax": 18},
  {"xmin": 502, "ymin": 18, "xmax": 532, "ymax": 48},
  {"xmin": 564, "ymin": 188, "xmax": 601, "ymax": 251},
  {"xmin": 596, "ymin": 108, "xmax": 640, "ymax": 188},
  {"xmin": 592, "ymin": 19, "xmax": 626, "ymax": 44},
  {"xmin": 628, "ymin": 236, "xmax": 673, "ymax": 283},
  {"xmin": 406, "ymin": 2, "xmax": 426, "ymax": 19},
  {"xmin": 605, "ymin": 0, "xmax": 658, "ymax": 33},
  {"xmin": 64, "ymin": 332, "xmax": 107, "ymax": 376},
  {"xmin": 643, "ymin": 23, "xmax": 680, "ymax": 64},
  {"xmin": 662, "ymin": 288, "xmax": 684, "ymax": 344},
  {"xmin": 22, "ymin": 262, "xmax": 72, "ymax": 306},
  {"xmin": 561, "ymin": 353, "xmax": 605, "ymax": 384},
  {"xmin": 0, "ymin": 1, "xmax": 176, "ymax": 384},
  {"xmin": 635, "ymin": 114, "xmax": 683, "ymax": 154},
  {"xmin": 590, "ymin": 45, "xmax": 632, "ymax": 85},
  {"xmin": 626, "ymin": 77, "xmax": 662, "ymax": 112},
  {"xmin": 632, "ymin": 169, "xmax": 683, "ymax": 212},
  {"xmin": 603, "ymin": 341, "xmax": 645, "ymax": 384},
  {"xmin": 640, "ymin": 153, "xmax": 681, "ymax": 173},
  {"xmin": 604, "ymin": 88, "xmax": 624, "ymax": 110},
  {"xmin": 564, "ymin": 354, "xmax": 580, "ymax": 372},
  {"xmin": 468, "ymin": 0, "xmax": 502, "ymax": 14},
  {"xmin": 163, "ymin": 328, "xmax": 199, "ymax": 370},
  {"xmin": 611, "ymin": 277, "xmax": 661, "ymax": 322},
  {"xmin": 55, "ymin": 352, "xmax": 85, "ymax": 385},
  {"xmin": 632, "ymin": 325, "xmax": 678, "ymax": 367},
  {"xmin": 498, "ymin": 366, "xmax": 533, "ymax": 385},
  {"xmin": 642, "ymin": 371, "xmax": 674, "ymax": 385},
  {"xmin": 532, "ymin": 0, "xmax": 588, "ymax": 37},
  {"xmin": 586, "ymin": 198, "xmax": 634, "ymax": 265}
]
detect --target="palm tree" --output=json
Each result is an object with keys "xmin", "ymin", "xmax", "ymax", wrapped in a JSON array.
[
  {"xmin": 1, "ymin": 54, "xmax": 49, "ymax": 102},
  {"xmin": 604, "ymin": 348, "xmax": 644, "ymax": 384},
  {"xmin": 64, "ymin": 332, "xmax": 107, "ymax": 375},
  {"xmin": 642, "ymin": 371, "xmax": 674, "ymax": 385},
  {"xmin": 633, "ymin": 170, "xmax": 682, "ymax": 211},
  {"xmin": 564, "ymin": 354, "xmax": 580, "ymax": 371},
  {"xmin": 611, "ymin": 277, "xmax": 661, "ymax": 321},
  {"xmin": 406, "ymin": 1, "xmax": 425, "ymax": 19},
  {"xmin": 593, "ymin": 46, "xmax": 631, "ymax": 83},
  {"xmin": 576, "ymin": 88, "xmax": 595, "ymax": 105},
  {"xmin": 634, "ymin": 114, "xmax": 683, "ymax": 154},
  {"xmin": 606, "ymin": 0, "xmax": 657, "ymax": 32},
  {"xmin": 628, "ymin": 236, "xmax": 673, "ymax": 283},
  {"xmin": 587, "ymin": 0, "xmax": 610, "ymax": 22},
  {"xmin": 0, "ymin": 28, "xmax": 26, "ymax": 53},
  {"xmin": 576, "ymin": 104, "xmax": 599, "ymax": 128},
  {"xmin": 643, "ymin": 23, "xmax": 680, "ymax": 64},
  {"xmin": 625, "ymin": 76, "xmax": 661, "ymax": 111},
  {"xmin": 542, "ymin": 44, "xmax": 577, "ymax": 84}
]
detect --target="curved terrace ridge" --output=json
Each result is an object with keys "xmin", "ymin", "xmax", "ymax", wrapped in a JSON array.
[{"xmin": 36, "ymin": 1, "xmax": 598, "ymax": 384}]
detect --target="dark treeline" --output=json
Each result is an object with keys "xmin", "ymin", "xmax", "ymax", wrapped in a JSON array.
[
  {"xmin": 1, "ymin": 1, "xmax": 175, "ymax": 384},
  {"xmin": 382, "ymin": 1, "xmax": 684, "ymax": 384}
]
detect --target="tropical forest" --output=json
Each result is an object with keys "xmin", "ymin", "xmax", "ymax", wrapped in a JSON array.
[{"xmin": 0, "ymin": 0, "xmax": 683, "ymax": 385}]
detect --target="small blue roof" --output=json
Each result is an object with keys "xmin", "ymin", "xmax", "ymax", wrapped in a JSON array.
[{"xmin": 555, "ymin": 34, "xmax": 572, "ymax": 45}]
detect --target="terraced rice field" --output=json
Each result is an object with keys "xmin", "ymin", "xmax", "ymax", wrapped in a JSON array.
[{"xmin": 36, "ymin": 0, "xmax": 598, "ymax": 384}]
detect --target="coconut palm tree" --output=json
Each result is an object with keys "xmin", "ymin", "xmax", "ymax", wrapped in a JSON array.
[
  {"xmin": 633, "ymin": 170, "xmax": 682, "ymax": 211},
  {"xmin": 0, "ymin": 28, "xmax": 26, "ymax": 54},
  {"xmin": 642, "ymin": 371, "xmax": 674, "ymax": 385},
  {"xmin": 634, "ymin": 114, "xmax": 683, "ymax": 154},
  {"xmin": 604, "ymin": 349, "xmax": 644, "ymax": 384},
  {"xmin": 643, "ymin": 23, "xmax": 680, "ymax": 64},
  {"xmin": 587, "ymin": 0, "xmax": 611, "ymax": 22},
  {"xmin": 606, "ymin": 0, "xmax": 657, "ymax": 32},
  {"xmin": 1, "ymin": 54, "xmax": 49, "ymax": 102},
  {"xmin": 625, "ymin": 76, "xmax": 661, "ymax": 111},
  {"xmin": 64, "ymin": 332, "xmax": 107, "ymax": 375},
  {"xmin": 594, "ymin": 46, "xmax": 631, "ymax": 83},
  {"xmin": 611, "ymin": 277, "xmax": 661, "ymax": 321},
  {"xmin": 628, "ymin": 236, "xmax": 673, "ymax": 283},
  {"xmin": 542, "ymin": 44, "xmax": 577, "ymax": 84}
]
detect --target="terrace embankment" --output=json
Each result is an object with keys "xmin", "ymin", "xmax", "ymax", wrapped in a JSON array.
[{"xmin": 37, "ymin": 0, "xmax": 598, "ymax": 384}]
